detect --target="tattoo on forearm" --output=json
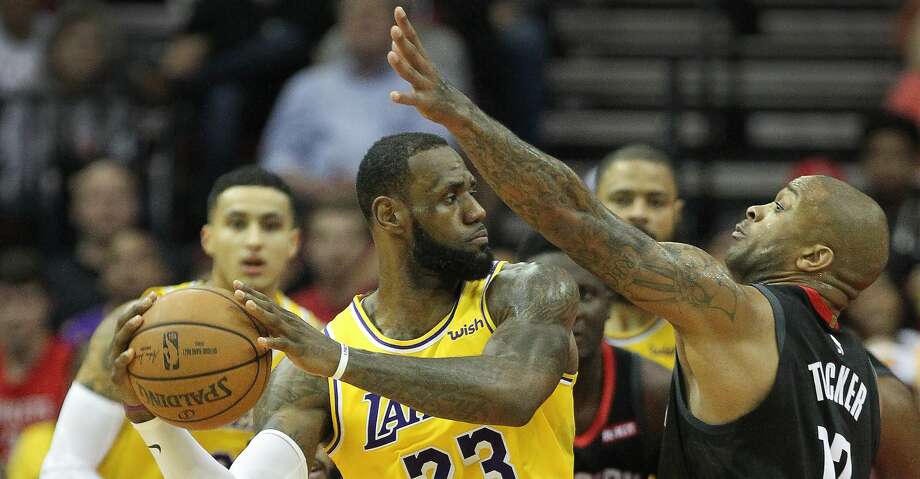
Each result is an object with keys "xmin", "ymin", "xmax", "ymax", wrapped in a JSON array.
[
  {"xmin": 453, "ymin": 106, "xmax": 742, "ymax": 326},
  {"xmin": 342, "ymin": 263, "xmax": 576, "ymax": 425},
  {"xmin": 255, "ymin": 361, "xmax": 330, "ymax": 448}
]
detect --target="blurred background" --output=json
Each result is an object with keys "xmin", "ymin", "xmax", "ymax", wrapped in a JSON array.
[{"xmin": 1, "ymin": 0, "xmax": 919, "ymax": 474}]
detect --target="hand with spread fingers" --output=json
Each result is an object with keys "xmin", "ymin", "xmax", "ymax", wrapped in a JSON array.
[
  {"xmin": 233, "ymin": 280, "xmax": 341, "ymax": 378},
  {"xmin": 386, "ymin": 6, "xmax": 474, "ymax": 131},
  {"xmin": 108, "ymin": 293, "xmax": 159, "ymax": 423}
]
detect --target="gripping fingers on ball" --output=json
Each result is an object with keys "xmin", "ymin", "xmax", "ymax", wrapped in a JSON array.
[
  {"xmin": 233, "ymin": 280, "xmax": 272, "ymax": 303},
  {"xmin": 112, "ymin": 316, "xmax": 144, "ymax": 358}
]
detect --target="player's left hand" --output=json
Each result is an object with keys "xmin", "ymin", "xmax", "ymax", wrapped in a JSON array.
[{"xmin": 233, "ymin": 281, "xmax": 341, "ymax": 378}]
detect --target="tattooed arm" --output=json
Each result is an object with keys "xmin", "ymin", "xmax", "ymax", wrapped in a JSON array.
[
  {"xmin": 253, "ymin": 359, "xmax": 333, "ymax": 473},
  {"xmin": 385, "ymin": 7, "xmax": 764, "ymax": 335},
  {"xmin": 236, "ymin": 263, "xmax": 577, "ymax": 426}
]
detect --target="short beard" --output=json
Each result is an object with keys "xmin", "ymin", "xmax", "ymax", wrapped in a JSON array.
[
  {"xmin": 411, "ymin": 222, "xmax": 494, "ymax": 283},
  {"xmin": 725, "ymin": 242, "xmax": 785, "ymax": 284}
]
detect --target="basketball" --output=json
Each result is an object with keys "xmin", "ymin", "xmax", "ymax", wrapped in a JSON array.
[{"xmin": 127, "ymin": 286, "xmax": 271, "ymax": 430}]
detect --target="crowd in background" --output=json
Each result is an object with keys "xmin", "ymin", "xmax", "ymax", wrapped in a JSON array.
[{"xmin": 1, "ymin": 0, "xmax": 920, "ymax": 476}]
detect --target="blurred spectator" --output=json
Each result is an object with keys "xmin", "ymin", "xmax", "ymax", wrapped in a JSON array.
[
  {"xmin": 859, "ymin": 115, "xmax": 920, "ymax": 283},
  {"xmin": 908, "ymin": 266, "xmax": 920, "ymax": 329},
  {"xmin": 433, "ymin": 0, "xmax": 546, "ymax": 144},
  {"xmin": 315, "ymin": 0, "xmax": 470, "ymax": 93},
  {"xmin": 706, "ymin": 228, "xmax": 734, "ymax": 266},
  {"xmin": 156, "ymin": 0, "xmax": 335, "ymax": 219},
  {"xmin": 0, "ymin": 0, "xmax": 50, "ymax": 96},
  {"xmin": 0, "ymin": 3, "xmax": 137, "ymax": 225},
  {"xmin": 46, "ymin": 161, "xmax": 141, "ymax": 323},
  {"xmin": 845, "ymin": 273, "xmax": 919, "ymax": 387},
  {"xmin": 786, "ymin": 155, "xmax": 847, "ymax": 182},
  {"xmin": 259, "ymin": 0, "xmax": 452, "ymax": 201},
  {"xmin": 291, "ymin": 196, "xmax": 376, "ymax": 324},
  {"xmin": 0, "ymin": 248, "xmax": 74, "ymax": 465},
  {"xmin": 60, "ymin": 228, "xmax": 172, "ymax": 348},
  {"xmin": 887, "ymin": 0, "xmax": 920, "ymax": 124}
]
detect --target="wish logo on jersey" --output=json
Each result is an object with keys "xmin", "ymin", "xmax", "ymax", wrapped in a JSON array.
[
  {"xmin": 363, "ymin": 393, "xmax": 433, "ymax": 450},
  {"xmin": 448, "ymin": 317, "xmax": 487, "ymax": 341}
]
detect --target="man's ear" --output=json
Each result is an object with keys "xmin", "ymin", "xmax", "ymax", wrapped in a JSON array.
[
  {"xmin": 200, "ymin": 224, "xmax": 212, "ymax": 255},
  {"xmin": 372, "ymin": 196, "xmax": 408, "ymax": 235},
  {"xmin": 287, "ymin": 227, "xmax": 301, "ymax": 260},
  {"xmin": 796, "ymin": 244, "xmax": 835, "ymax": 272}
]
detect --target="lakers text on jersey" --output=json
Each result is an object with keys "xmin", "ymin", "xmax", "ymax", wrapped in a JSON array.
[{"xmin": 323, "ymin": 262, "xmax": 576, "ymax": 478}]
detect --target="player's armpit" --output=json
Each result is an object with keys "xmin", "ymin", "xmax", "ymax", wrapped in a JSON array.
[
  {"xmin": 74, "ymin": 300, "xmax": 139, "ymax": 401},
  {"xmin": 875, "ymin": 375, "xmax": 920, "ymax": 478},
  {"xmin": 254, "ymin": 358, "xmax": 332, "ymax": 470}
]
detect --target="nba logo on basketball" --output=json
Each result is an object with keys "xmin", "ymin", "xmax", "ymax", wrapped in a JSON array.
[{"xmin": 163, "ymin": 332, "xmax": 180, "ymax": 370}]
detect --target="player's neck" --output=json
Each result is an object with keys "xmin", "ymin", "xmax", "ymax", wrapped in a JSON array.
[
  {"xmin": 365, "ymin": 262, "xmax": 461, "ymax": 340},
  {"xmin": 608, "ymin": 302, "xmax": 657, "ymax": 334},
  {"xmin": 761, "ymin": 275, "xmax": 850, "ymax": 315}
]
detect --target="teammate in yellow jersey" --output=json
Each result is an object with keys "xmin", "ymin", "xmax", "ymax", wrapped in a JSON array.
[
  {"xmin": 31, "ymin": 167, "xmax": 322, "ymax": 479},
  {"xmin": 108, "ymin": 131, "xmax": 579, "ymax": 478},
  {"xmin": 594, "ymin": 145, "xmax": 683, "ymax": 369}
]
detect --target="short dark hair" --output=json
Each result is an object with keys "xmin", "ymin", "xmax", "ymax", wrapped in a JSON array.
[
  {"xmin": 516, "ymin": 232, "xmax": 562, "ymax": 262},
  {"xmin": 863, "ymin": 114, "xmax": 920, "ymax": 151},
  {"xmin": 206, "ymin": 166, "xmax": 299, "ymax": 223},
  {"xmin": 595, "ymin": 144, "xmax": 676, "ymax": 191},
  {"xmin": 0, "ymin": 247, "xmax": 47, "ymax": 288},
  {"xmin": 356, "ymin": 132, "xmax": 449, "ymax": 219}
]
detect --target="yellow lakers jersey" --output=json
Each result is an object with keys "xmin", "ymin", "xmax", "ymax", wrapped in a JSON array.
[
  {"xmin": 324, "ymin": 262, "xmax": 576, "ymax": 478},
  {"xmin": 605, "ymin": 316, "xmax": 676, "ymax": 369},
  {"xmin": 7, "ymin": 281, "xmax": 317, "ymax": 479}
]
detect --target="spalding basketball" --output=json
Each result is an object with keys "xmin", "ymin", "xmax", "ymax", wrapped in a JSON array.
[{"xmin": 127, "ymin": 286, "xmax": 271, "ymax": 430}]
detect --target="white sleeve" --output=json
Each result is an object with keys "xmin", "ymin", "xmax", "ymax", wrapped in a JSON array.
[
  {"xmin": 229, "ymin": 429, "xmax": 309, "ymax": 479},
  {"xmin": 40, "ymin": 383, "xmax": 125, "ymax": 479},
  {"xmin": 133, "ymin": 419, "xmax": 309, "ymax": 479}
]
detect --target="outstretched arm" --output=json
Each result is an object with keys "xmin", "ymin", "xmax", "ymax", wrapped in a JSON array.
[
  {"xmin": 385, "ymin": 7, "xmax": 759, "ymax": 335},
  {"xmin": 234, "ymin": 262, "xmax": 577, "ymax": 427}
]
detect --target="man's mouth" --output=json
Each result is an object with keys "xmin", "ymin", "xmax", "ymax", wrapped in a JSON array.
[
  {"xmin": 732, "ymin": 224, "xmax": 746, "ymax": 240},
  {"xmin": 468, "ymin": 228, "xmax": 489, "ymax": 245},
  {"xmin": 241, "ymin": 258, "xmax": 266, "ymax": 275}
]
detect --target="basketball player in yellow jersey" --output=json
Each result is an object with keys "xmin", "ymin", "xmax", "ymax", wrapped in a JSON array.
[
  {"xmin": 594, "ymin": 145, "xmax": 684, "ymax": 369},
  {"xmin": 107, "ymin": 132, "xmax": 579, "ymax": 478},
  {"xmin": 35, "ymin": 167, "xmax": 322, "ymax": 479}
]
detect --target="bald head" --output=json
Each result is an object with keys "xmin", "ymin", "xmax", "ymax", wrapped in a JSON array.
[{"xmin": 794, "ymin": 175, "xmax": 889, "ymax": 293}]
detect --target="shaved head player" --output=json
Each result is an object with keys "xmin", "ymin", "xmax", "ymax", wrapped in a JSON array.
[{"xmin": 385, "ymin": 6, "xmax": 920, "ymax": 478}]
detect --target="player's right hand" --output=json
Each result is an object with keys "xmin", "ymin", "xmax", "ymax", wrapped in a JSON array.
[{"xmin": 109, "ymin": 293, "xmax": 158, "ymax": 422}]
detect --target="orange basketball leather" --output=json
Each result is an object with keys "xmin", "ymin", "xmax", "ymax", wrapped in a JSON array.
[{"xmin": 128, "ymin": 287, "xmax": 271, "ymax": 430}]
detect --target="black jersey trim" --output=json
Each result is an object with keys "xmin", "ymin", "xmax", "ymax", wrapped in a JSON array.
[{"xmin": 671, "ymin": 284, "xmax": 787, "ymax": 435}]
